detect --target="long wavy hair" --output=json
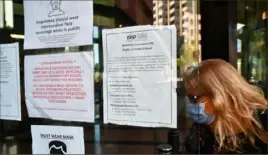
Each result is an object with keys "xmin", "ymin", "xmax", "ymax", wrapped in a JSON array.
[{"xmin": 185, "ymin": 59, "xmax": 268, "ymax": 149}]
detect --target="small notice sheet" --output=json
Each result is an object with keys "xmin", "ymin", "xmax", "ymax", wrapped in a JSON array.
[
  {"xmin": 31, "ymin": 125, "xmax": 85, "ymax": 154},
  {"xmin": 24, "ymin": 52, "xmax": 94, "ymax": 122},
  {"xmin": 0, "ymin": 43, "xmax": 21, "ymax": 121},
  {"xmin": 23, "ymin": 0, "xmax": 93, "ymax": 49},
  {"xmin": 102, "ymin": 25, "xmax": 177, "ymax": 128}
]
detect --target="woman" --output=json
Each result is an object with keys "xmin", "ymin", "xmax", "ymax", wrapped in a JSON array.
[{"xmin": 183, "ymin": 59, "xmax": 268, "ymax": 154}]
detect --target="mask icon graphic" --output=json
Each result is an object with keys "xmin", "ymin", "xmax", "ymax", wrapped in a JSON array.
[
  {"xmin": 48, "ymin": 0, "xmax": 65, "ymax": 17},
  {"xmin": 49, "ymin": 140, "xmax": 67, "ymax": 154}
]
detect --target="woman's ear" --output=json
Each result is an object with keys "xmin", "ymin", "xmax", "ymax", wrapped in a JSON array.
[{"xmin": 198, "ymin": 96, "xmax": 215, "ymax": 115}]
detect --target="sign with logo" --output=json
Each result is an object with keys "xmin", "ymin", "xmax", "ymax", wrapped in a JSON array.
[
  {"xmin": 24, "ymin": 52, "xmax": 94, "ymax": 122},
  {"xmin": 23, "ymin": 0, "xmax": 93, "ymax": 49},
  {"xmin": 102, "ymin": 25, "xmax": 177, "ymax": 128},
  {"xmin": 0, "ymin": 43, "xmax": 21, "ymax": 121},
  {"xmin": 31, "ymin": 125, "xmax": 85, "ymax": 154}
]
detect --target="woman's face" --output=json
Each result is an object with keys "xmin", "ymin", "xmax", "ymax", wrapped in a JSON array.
[
  {"xmin": 184, "ymin": 66, "xmax": 203, "ymax": 96},
  {"xmin": 186, "ymin": 77, "xmax": 202, "ymax": 96}
]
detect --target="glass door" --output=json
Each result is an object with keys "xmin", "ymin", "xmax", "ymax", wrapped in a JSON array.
[{"xmin": 237, "ymin": 0, "xmax": 268, "ymax": 96}]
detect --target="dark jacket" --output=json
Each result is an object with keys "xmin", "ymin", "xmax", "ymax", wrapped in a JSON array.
[{"xmin": 184, "ymin": 110, "xmax": 268, "ymax": 154}]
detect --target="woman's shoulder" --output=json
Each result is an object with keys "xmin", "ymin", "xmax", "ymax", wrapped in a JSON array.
[
  {"xmin": 184, "ymin": 123, "xmax": 215, "ymax": 154},
  {"xmin": 184, "ymin": 123, "xmax": 266, "ymax": 154},
  {"xmin": 213, "ymin": 133, "xmax": 264, "ymax": 154}
]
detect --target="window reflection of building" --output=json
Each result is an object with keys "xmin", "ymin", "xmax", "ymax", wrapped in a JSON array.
[
  {"xmin": 92, "ymin": 26, "xmax": 102, "ymax": 104},
  {"xmin": 153, "ymin": 0, "xmax": 201, "ymax": 72},
  {"xmin": 93, "ymin": 26, "xmax": 100, "ymax": 66},
  {"xmin": 93, "ymin": 43, "xmax": 100, "ymax": 65},
  {"xmin": 237, "ymin": 0, "xmax": 268, "ymax": 96},
  {"xmin": 153, "ymin": 0, "xmax": 201, "ymax": 45},
  {"xmin": 0, "ymin": 0, "xmax": 4, "ymax": 28}
]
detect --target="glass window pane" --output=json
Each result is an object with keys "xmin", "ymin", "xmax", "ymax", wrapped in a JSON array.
[
  {"xmin": 93, "ymin": 26, "xmax": 99, "ymax": 39},
  {"xmin": 93, "ymin": 43, "xmax": 99, "ymax": 65},
  {"xmin": 237, "ymin": 0, "xmax": 268, "ymax": 97}
]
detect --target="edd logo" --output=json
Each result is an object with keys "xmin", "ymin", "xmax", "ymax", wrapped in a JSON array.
[
  {"xmin": 127, "ymin": 35, "xmax": 136, "ymax": 40},
  {"xmin": 127, "ymin": 33, "xmax": 148, "ymax": 42}
]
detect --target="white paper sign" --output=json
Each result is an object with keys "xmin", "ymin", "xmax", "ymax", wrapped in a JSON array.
[
  {"xmin": 102, "ymin": 25, "xmax": 177, "ymax": 128},
  {"xmin": 24, "ymin": 52, "xmax": 94, "ymax": 122},
  {"xmin": 23, "ymin": 0, "xmax": 93, "ymax": 49},
  {"xmin": 31, "ymin": 125, "xmax": 84, "ymax": 154},
  {"xmin": 0, "ymin": 43, "xmax": 21, "ymax": 121}
]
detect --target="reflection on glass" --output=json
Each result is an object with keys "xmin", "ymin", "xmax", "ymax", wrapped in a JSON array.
[
  {"xmin": 237, "ymin": 23, "xmax": 245, "ymax": 30},
  {"xmin": 93, "ymin": 43, "xmax": 101, "ymax": 101},
  {"xmin": 4, "ymin": 0, "xmax": 14, "ymax": 28},
  {"xmin": 237, "ymin": 0, "xmax": 268, "ymax": 95},
  {"xmin": 93, "ymin": 26, "xmax": 99, "ymax": 39},
  {"xmin": 93, "ymin": 43, "xmax": 99, "ymax": 65},
  {"xmin": 237, "ymin": 58, "xmax": 242, "ymax": 74},
  {"xmin": 237, "ymin": 39, "xmax": 242, "ymax": 53},
  {"xmin": 0, "ymin": 0, "xmax": 4, "ymax": 28}
]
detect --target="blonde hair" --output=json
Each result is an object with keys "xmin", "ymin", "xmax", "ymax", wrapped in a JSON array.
[{"xmin": 186, "ymin": 59, "xmax": 268, "ymax": 149}]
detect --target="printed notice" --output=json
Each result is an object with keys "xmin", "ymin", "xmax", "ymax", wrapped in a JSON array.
[
  {"xmin": 102, "ymin": 25, "xmax": 177, "ymax": 128},
  {"xmin": 31, "ymin": 125, "xmax": 84, "ymax": 154},
  {"xmin": 0, "ymin": 43, "xmax": 21, "ymax": 121},
  {"xmin": 24, "ymin": 52, "xmax": 94, "ymax": 122},
  {"xmin": 23, "ymin": 0, "xmax": 93, "ymax": 49}
]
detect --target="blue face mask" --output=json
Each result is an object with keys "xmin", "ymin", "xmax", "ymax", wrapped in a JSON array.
[{"xmin": 186, "ymin": 103, "xmax": 215, "ymax": 125}]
